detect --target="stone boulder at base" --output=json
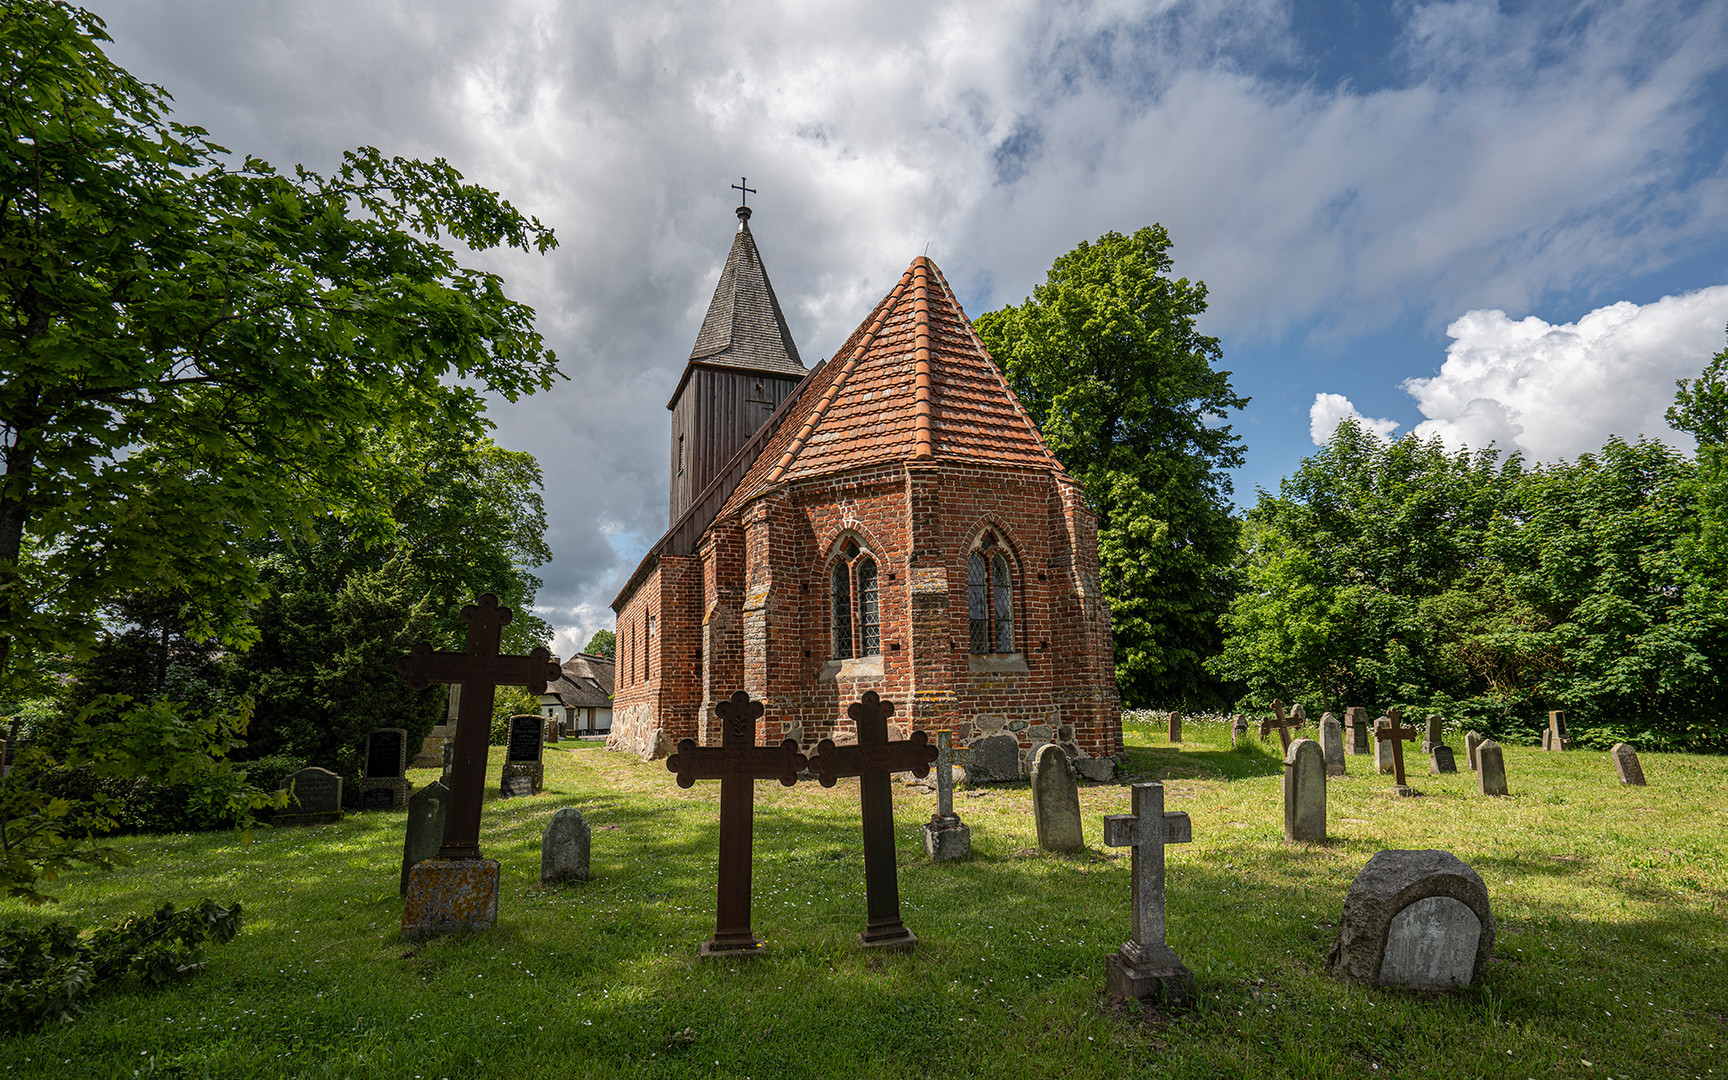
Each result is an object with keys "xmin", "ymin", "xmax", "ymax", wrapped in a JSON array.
[
  {"xmin": 1326, "ymin": 849, "xmax": 1495, "ymax": 990},
  {"xmin": 963, "ymin": 734, "xmax": 1022, "ymax": 784}
]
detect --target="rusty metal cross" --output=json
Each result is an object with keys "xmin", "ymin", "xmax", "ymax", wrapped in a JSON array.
[
  {"xmin": 667, "ymin": 689, "xmax": 807, "ymax": 957},
  {"xmin": 807, "ymin": 691, "xmax": 937, "ymax": 949},
  {"xmin": 395, "ymin": 594, "xmax": 559, "ymax": 860},
  {"xmin": 1259, "ymin": 699, "xmax": 1305, "ymax": 752},
  {"xmin": 1376, "ymin": 707, "xmax": 1420, "ymax": 789}
]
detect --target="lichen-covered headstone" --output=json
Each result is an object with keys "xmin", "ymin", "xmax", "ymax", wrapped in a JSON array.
[
  {"xmin": 1372, "ymin": 717, "xmax": 1396, "ymax": 775},
  {"xmin": 277, "ymin": 766, "xmax": 343, "ymax": 826},
  {"xmin": 541, "ymin": 807, "xmax": 592, "ymax": 884},
  {"xmin": 1030, "ymin": 744, "xmax": 1083, "ymax": 852},
  {"xmin": 1477, "ymin": 740, "xmax": 1509, "ymax": 797},
  {"xmin": 1464, "ymin": 731, "xmax": 1483, "ymax": 772},
  {"xmin": 1319, "ymin": 713, "xmax": 1346, "ymax": 777},
  {"xmin": 1282, "ymin": 738, "xmax": 1326, "ymax": 842},
  {"xmin": 1611, "ymin": 743, "xmax": 1646, "ymax": 786},
  {"xmin": 1326, "ymin": 849, "xmax": 1494, "ymax": 990},
  {"xmin": 400, "ymin": 780, "xmax": 449, "ymax": 895}
]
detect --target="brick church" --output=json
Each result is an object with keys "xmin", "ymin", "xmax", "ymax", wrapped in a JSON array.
[{"xmin": 608, "ymin": 203, "xmax": 1122, "ymax": 778}]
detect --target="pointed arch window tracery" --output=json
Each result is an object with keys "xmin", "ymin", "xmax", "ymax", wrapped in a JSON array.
[
  {"xmin": 830, "ymin": 537, "xmax": 880, "ymax": 661},
  {"xmin": 967, "ymin": 530, "xmax": 1016, "ymax": 655}
]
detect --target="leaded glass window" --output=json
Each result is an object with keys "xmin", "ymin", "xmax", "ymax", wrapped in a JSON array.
[
  {"xmin": 968, "ymin": 535, "xmax": 1016, "ymax": 655},
  {"xmin": 831, "ymin": 539, "xmax": 880, "ymax": 660},
  {"xmin": 832, "ymin": 560, "xmax": 853, "ymax": 660}
]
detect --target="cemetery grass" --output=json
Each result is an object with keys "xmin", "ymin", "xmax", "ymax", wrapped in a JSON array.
[{"xmin": 1, "ymin": 728, "xmax": 1724, "ymax": 1079}]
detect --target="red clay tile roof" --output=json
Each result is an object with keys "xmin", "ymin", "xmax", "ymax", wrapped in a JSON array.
[{"xmin": 716, "ymin": 256, "xmax": 1064, "ymax": 519}]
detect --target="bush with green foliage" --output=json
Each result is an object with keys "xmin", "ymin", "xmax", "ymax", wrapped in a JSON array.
[{"xmin": 0, "ymin": 900, "xmax": 241, "ymax": 1034}]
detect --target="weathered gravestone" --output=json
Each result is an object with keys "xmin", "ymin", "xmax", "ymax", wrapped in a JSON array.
[
  {"xmin": 545, "ymin": 718, "xmax": 561, "ymax": 744},
  {"xmin": 411, "ymin": 686, "xmax": 459, "ymax": 770},
  {"xmin": 400, "ymin": 780, "xmax": 449, "ymax": 895},
  {"xmin": 922, "ymin": 731, "xmax": 971, "ymax": 861},
  {"xmin": 277, "ymin": 766, "xmax": 343, "ymax": 825},
  {"xmin": 501, "ymin": 714, "xmax": 544, "ymax": 797},
  {"xmin": 1544, "ymin": 710, "xmax": 1572, "ymax": 751},
  {"xmin": 808, "ymin": 691, "xmax": 937, "ymax": 950},
  {"xmin": 394, "ymin": 593, "xmax": 560, "ymax": 941},
  {"xmin": 963, "ymin": 733, "xmax": 1021, "ymax": 784},
  {"xmin": 1319, "ymin": 713, "xmax": 1346, "ymax": 777},
  {"xmin": 1464, "ymin": 731, "xmax": 1483, "ymax": 772},
  {"xmin": 1611, "ymin": 742, "xmax": 1646, "ymax": 786},
  {"xmin": 1476, "ymin": 739, "xmax": 1509, "ymax": 797},
  {"xmin": 1326, "ymin": 849, "xmax": 1495, "ymax": 990},
  {"xmin": 1230, "ymin": 714, "xmax": 1249, "ymax": 744},
  {"xmin": 1167, "ymin": 711, "xmax": 1182, "ymax": 744},
  {"xmin": 667, "ymin": 690, "xmax": 807, "ymax": 956},
  {"xmin": 1422, "ymin": 715, "xmax": 1444, "ymax": 753},
  {"xmin": 358, "ymin": 728, "xmax": 409, "ymax": 811},
  {"xmin": 1283, "ymin": 738, "xmax": 1326, "ymax": 843},
  {"xmin": 1372, "ymin": 717, "xmax": 1395, "ymax": 775},
  {"xmin": 1103, "ymin": 782, "xmax": 1194, "ymax": 1005},
  {"xmin": 1375, "ymin": 709, "xmax": 1419, "ymax": 796},
  {"xmin": 1429, "ymin": 746, "xmax": 1458, "ymax": 774},
  {"xmin": 541, "ymin": 807, "xmax": 591, "ymax": 884},
  {"xmin": 1030, "ymin": 743, "xmax": 1084, "ymax": 852},
  {"xmin": 1346, "ymin": 707, "xmax": 1371, "ymax": 756},
  {"xmin": 1292, "ymin": 704, "xmax": 1307, "ymax": 726}
]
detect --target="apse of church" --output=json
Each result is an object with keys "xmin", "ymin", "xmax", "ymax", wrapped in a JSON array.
[{"xmin": 610, "ymin": 201, "xmax": 1123, "ymax": 778}]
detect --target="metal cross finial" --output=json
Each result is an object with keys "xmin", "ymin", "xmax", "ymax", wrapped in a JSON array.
[{"xmin": 731, "ymin": 177, "xmax": 757, "ymax": 207}]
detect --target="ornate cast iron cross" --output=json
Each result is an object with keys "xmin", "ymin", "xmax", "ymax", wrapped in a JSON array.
[
  {"xmin": 1259, "ymin": 699, "xmax": 1304, "ymax": 752},
  {"xmin": 667, "ymin": 690, "xmax": 807, "ymax": 957},
  {"xmin": 1376, "ymin": 707, "xmax": 1419, "ymax": 788},
  {"xmin": 395, "ymin": 594, "xmax": 559, "ymax": 860},
  {"xmin": 807, "ymin": 691, "xmax": 937, "ymax": 949}
]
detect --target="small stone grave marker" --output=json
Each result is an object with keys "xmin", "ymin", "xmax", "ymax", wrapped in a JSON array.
[
  {"xmin": 1545, "ymin": 710, "xmax": 1572, "ymax": 751},
  {"xmin": 1103, "ymin": 782, "xmax": 1194, "ymax": 1005},
  {"xmin": 1611, "ymin": 742, "xmax": 1646, "ymax": 786},
  {"xmin": 1283, "ymin": 738, "xmax": 1326, "ymax": 842},
  {"xmin": 501, "ymin": 714, "xmax": 544, "ymax": 797},
  {"xmin": 1464, "ymin": 731, "xmax": 1483, "ymax": 772},
  {"xmin": 1319, "ymin": 713, "xmax": 1346, "ymax": 777},
  {"xmin": 1345, "ymin": 707, "xmax": 1370, "ymax": 755},
  {"xmin": 358, "ymin": 728, "xmax": 409, "ymax": 811},
  {"xmin": 400, "ymin": 781, "xmax": 449, "ymax": 895},
  {"xmin": 1230, "ymin": 714, "xmax": 1248, "ymax": 744},
  {"xmin": 277, "ymin": 766, "xmax": 343, "ymax": 826},
  {"xmin": 963, "ymin": 733, "xmax": 1021, "ymax": 783},
  {"xmin": 1326, "ymin": 849, "xmax": 1495, "ymax": 989},
  {"xmin": 1477, "ymin": 739, "xmax": 1509, "ymax": 796},
  {"xmin": 1423, "ymin": 715, "xmax": 1443, "ymax": 753},
  {"xmin": 1429, "ymin": 745, "xmax": 1457, "ymax": 774},
  {"xmin": 541, "ymin": 807, "xmax": 591, "ymax": 884},
  {"xmin": 922, "ymin": 731, "xmax": 971, "ymax": 861},
  {"xmin": 1167, "ymin": 710, "xmax": 1182, "ymax": 744},
  {"xmin": 1030, "ymin": 744, "xmax": 1083, "ymax": 852}
]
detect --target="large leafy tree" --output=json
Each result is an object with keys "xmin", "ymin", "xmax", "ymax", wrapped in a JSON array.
[
  {"xmin": 976, "ymin": 226, "xmax": 1248, "ymax": 707},
  {"xmin": 0, "ymin": 2, "xmax": 559, "ymax": 898}
]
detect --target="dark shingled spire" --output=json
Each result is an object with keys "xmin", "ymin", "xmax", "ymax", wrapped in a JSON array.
[{"xmin": 683, "ymin": 207, "xmax": 805, "ymax": 379}]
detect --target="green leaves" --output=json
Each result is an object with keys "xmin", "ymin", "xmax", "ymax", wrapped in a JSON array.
[{"xmin": 976, "ymin": 226, "xmax": 1248, "ymax": 707}]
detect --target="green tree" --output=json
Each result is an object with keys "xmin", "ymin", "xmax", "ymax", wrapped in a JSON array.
[
  {"xmin": 0, "ymin": 2, "xmax": 558, "ymax": 897},
  {"xmin": 976, "ymin": 226, "xmax": 1248, "ymax": 706},
  {"xmin": 582, "ymin": 629, "xmax": 616, "ymax": 660}
]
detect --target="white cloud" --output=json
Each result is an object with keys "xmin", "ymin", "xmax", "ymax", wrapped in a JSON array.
[
  {"xmin": 1309, "ymin": 393, "xmax": 1399, "ymax": 445},
  {"xmin": 1405, "ymin": 286, "xmax": 1728, "ymax": 460}
]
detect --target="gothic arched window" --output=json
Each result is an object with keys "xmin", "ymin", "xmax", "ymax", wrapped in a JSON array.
[
  {"xmin": 830, "ymin": 538, "xmax": 880, "ymax": 660},
  {"xmin": 967, "ymin": 532, "xmax": 1016, "ymax": 655}
]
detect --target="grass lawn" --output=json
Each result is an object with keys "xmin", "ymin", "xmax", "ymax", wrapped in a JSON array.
[{"xmin": 1, "ymin": 718, "xmax": 1723, "ymax": 1079}]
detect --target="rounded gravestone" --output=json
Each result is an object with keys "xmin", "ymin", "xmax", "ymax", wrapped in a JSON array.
[
  {"xmin": 1325, "ymin": 849, "xmax": 1495, "ymax": 990},
  {"xmin": 1282, "ymin": 737, "xmax": 1326, "ymax": 842},
  {"xmin": 541, "ymin": 807, "xmax": 592, "ymax": 885},
  {"xmin": 1030, "ymin": 744, "xmax": 1083, "ymax": 852},
  {"xmin": 964, "ymin": 734, "xmax": 1022, "ymax": 784}
]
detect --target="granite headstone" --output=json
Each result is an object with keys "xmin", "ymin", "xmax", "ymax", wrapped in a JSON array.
[
  {"xmin": 1611, "ymin": 742, "xmax": 1646, "ymax": 786},
  {"xmin": 1464, "ymin": 731, "xmax": 1483, "ymax": 772},
  {"xmin": 963, "ymin": 733, "xmax": 1022, "ymax": 784},
  {"xmin": 400, "ymin": 780, "xmax": 449, "ymax": 895},
  {"xmin": 501, "ymin": 714, "xmax": 545, "ymax": 797},
  {"xmin": 1429, "ymin": 745, "xmax": 1458, "ymax": 774},
  {"xmin": 277, "ymin": 766, "xmax": 343, "ymax": 825},
  {"xmin": 1477, "ymin": 740, "xmax": 1509, "ymax": 797},
  {"xmin": 1326, "ymin": 849, "xmax": 1495, "ymax": 990},
  {"xmin": 1319, "ymin": 713, "xmax": 1346, "ymax": 777},
  {"xmin": 541, "ymin": 807, "xmax": 592, "ymax": 884},
  {"xmin": 1283, "ymin": 737, "xmax": 1326, "ymax": 842},
  {"xmin": 1030, "ymin": 744, "xmax": 1083, "ymax": 852}
]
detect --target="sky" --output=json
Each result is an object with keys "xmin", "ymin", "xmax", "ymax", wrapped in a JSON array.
[{"xmin": 80, "ymin": 0, "xmax": 1728, "ymax": 658}]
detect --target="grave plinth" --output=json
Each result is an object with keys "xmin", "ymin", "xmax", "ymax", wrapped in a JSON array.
[{"xmin": 401, "ymin": 857, "xmax": 501, "ymax": 941}]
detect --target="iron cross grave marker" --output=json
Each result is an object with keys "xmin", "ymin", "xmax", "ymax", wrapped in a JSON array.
[
  {"xmin": 807, "ymin": 691, "xmax": 938, "ymax": 950},
  {"xmin": 1260, "ymin": 699, "xmax": 1304, "ymax": 752},
  {"xmin": 666, "ymin": 689, "xmax": 807, "ymax": 958},
  {"xmin": 1376, "ymin": 707, "xmax": 1420, "ymax": 795}
]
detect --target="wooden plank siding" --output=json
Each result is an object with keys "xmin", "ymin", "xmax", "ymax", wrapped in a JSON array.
[{"xmin": 669, "ymin": 365, "xmax": 803, "ymax": 523}]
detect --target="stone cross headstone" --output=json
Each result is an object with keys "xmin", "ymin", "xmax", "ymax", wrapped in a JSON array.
[
  {"xmin": 501, "ymin": 714, "xmax": 545, "ymax": 797},
  {"xmin": 1030, "ymin": 743, "xmax": 1084, "ymax": 852},
  {"xmin": 359, "ymin": 728, "xmax": 409, "ymax": 811},
  {"xmin": 922, "ymin": 731, "xmax": 971, "ymax": 861},
  {"xmin": 1429, "ymin": 745, "xmax": 1458, "ymax": 774},
  {"xmin": 1319, "ymin": 713, "xmax": 1346, "ymax": 777},
  {"xmin": 1611, "ymin": 742, "xmax": 1646, "ymax": 786},
  {"xmin": 667, "ymin": 690, "xmax": 808, "ymax": 956},
  {"xmin": 1476, "ymin": 739, "xmax": 1509, "ymax": 796},
  {"xmin": 1167, "ymin": 710, "xmax": 1182, "ymax": 744},
  {"xmin": 277, "ymin": 766, "xmax": 343, "ymax": 826},
  {"xmin": 541, "ymin": 807, "xmax": 591, "ymax": 884},
  {"xmin": 400, "ymin": 781, "xmax": 449, "ymax": 895},
  {"xmin": 1283, "ymin": 738, "xmax": 1326, "ymax": 842},
  {"xmin": 1345, "ymin": 707, "xmax": 1370, "ymax": 755},
  {"xmin": 1422, "ymin": 715, "xmax": 1444, "ymax": 753},
  {"xmin": 1546, "ymin": 710, "xmax": 1572, "ymax": 751},
  {"xmin": 1464, "ymin": 731, "xmax": 1483, "ymax": 772},
  {"xmin": 394, "ymin": 593, "xmax": 560, "ymax": 941},
  {"xmin": 1326, "ymin": 849, "xmax": 1495, "ymax": 989},
  {"xmin": 808, "ymin": 690, "xmax": 938, "ymax": 950},
  {"xmin": 1375, "ymin": 708, "xmax": 1418, "ymax": 795},
  {"xmin": 1260, "ymin": 699, "xmax": 1304, "ymax": 752},
  {"xmin": 1102, "ymin": 782, "xmax": 1194, "ymax": 1005}
]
